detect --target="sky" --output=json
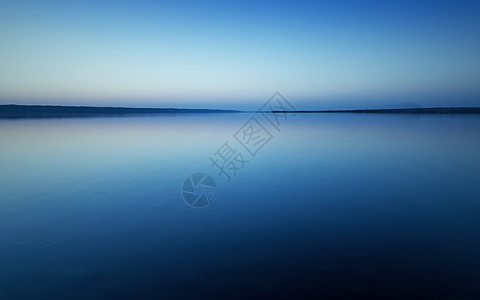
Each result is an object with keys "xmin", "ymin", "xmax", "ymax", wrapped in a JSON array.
[{"xmin": 0, "ymin": 0, "xmax": 479, "ymax": 109}]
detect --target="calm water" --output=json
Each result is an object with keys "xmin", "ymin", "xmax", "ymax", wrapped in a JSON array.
[{"xmin": 1, "ymin": 113, "xmax": 480, "ymax": 299}]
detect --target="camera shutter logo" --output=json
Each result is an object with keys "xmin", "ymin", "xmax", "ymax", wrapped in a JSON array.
[{"xmin": 182, "ymin": 173, "xmax": 217, "ymax": 207}]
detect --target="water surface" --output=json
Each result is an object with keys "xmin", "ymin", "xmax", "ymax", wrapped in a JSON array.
[{"xmin": 1, "ymin": 113, "xmax": 480, "ymax": 299}]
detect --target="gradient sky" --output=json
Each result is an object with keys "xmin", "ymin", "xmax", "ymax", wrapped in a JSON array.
[{"xmin": 1, "ymin": 0, "xmax": 479, "ymax": 109}]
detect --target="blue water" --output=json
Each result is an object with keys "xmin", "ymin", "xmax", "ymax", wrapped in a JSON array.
[{"xmin": 1, "ymin": 113, "xmax": 480, "ymax": 299}]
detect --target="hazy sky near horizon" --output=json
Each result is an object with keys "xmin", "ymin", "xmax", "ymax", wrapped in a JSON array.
[{"xmin": 1, "ymin": 0, "xmax": 479, "ymax": 109}]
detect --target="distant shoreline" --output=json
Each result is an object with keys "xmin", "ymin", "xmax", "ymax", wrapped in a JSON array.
[
  {"xmin": 0, "ymin": 105, "xmax": 240, "ymax": 119},
  {"xmin": 271, "ymin": 107, "xmax": 480, "ymax": 114},
  {"xmin": 1, "ymin": 105, "xmax": 480, "ymax": 119}
]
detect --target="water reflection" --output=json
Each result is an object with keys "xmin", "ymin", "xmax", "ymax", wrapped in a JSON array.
[{"xmin": 1, "ymin": 113, "xmax": 480, "ymax": 299}]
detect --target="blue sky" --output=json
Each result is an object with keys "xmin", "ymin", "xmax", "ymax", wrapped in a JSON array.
[{"xmin": 0, "ymin": 0, "xmax": 479, "ymax": 109}]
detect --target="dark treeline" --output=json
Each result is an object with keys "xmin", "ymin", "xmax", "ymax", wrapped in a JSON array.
[
  {"xmin": 0, "ymin": 105, "xmax": 239, "ymax": 119},
  {"xmin": 271, "ymin": 107, "xmax": 480, "ymax": 114}
]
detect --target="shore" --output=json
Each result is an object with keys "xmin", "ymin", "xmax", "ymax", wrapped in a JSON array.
[
  {"xmin": 272, "ymin": 107, "xmax": 480, "ymax": 114},
  {"xmin": 0, "ymin": 105, "xmax": 239, "ymax": 119}
]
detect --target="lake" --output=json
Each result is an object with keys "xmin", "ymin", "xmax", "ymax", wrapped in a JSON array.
[{"xmin": 1, "ymin": 113, "xmax": 480, "ymax": 299}]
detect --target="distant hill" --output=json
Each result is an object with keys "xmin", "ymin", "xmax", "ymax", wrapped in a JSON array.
[{"xmin": 0, "ymin": 105, "xmax": 239, "ymax": 119}]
